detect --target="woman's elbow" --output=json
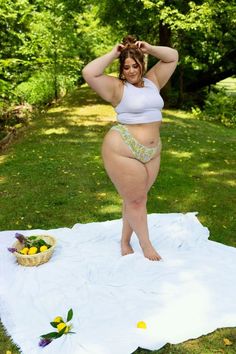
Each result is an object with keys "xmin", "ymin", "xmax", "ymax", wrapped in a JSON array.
[
  {"xmin": 172, "ymin": 49, "xmax": 179, "ymax": 62},
  {"xmin": 82, "ymin": 67, "xmax": 90, "ymax": 81}
]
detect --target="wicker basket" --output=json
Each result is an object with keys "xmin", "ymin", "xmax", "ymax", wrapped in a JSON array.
[{"xmin": 12, "ymin": 235, "xmax": 56, "ymax": 267}]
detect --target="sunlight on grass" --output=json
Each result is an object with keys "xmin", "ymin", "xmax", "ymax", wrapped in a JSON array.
[
  {"xmin": 164, "ymin": 109, "xmax": 193, "ymax": 119},
  {"xmin": 40, "ymin": 127, "xmax": 69, "ymax": 135},
  {"xmin": 199, "ymin": 162, "xmax": 210, "ymax": 169},
  {"xmin": 168, "ymin": 151, "xmax": 193, "ymax": 158},
  {"xmin": 225, "ymin": 180, "xmax": 236, "ymax": 187},
  {"xmin": 75, "ymin": 104, "xmax": 115, "ymax": 117},
  {"xmin": 0, "ymin": 176, "xmax": 6, "ymax": 184},
  {"xmin": 101, "ymin": 204, "xmax": 121, "ymax": 214},
  {"xmin": 217, "ymin": 77, "xmax": 236, "ymax": 95},
  {"xmin": 0, "ymin": 155, "xmax": 8, "ymax": 164},
  {"xmin": 47, "ymin": 107, "xmax": 68, "ymax": 113}
]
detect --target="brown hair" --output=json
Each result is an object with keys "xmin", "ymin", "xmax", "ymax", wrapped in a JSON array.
[{"xmin": 119, "ymin": 35, "xmax": 145, "ymax": 81}]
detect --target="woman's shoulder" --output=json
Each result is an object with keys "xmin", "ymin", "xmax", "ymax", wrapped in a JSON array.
[
  {"xmin": 144, "ymin": 75, "xmax": 160, "ymax": 91},
  {"xmin": 112, "ymin": 78, "xmax": 126, "ymax": 108}
]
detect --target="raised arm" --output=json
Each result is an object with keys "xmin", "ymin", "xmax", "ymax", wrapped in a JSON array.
[
  {"xmin": 82, "ymin": 44, "xmax": 124, "ymax": 105},
  {"xmin": 136, "ymin": 41, "xmax": 178, "ymax": 89}
]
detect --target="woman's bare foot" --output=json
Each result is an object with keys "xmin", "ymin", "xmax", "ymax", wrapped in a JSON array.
[
  {"xmin": 121, "ymin": 240, "xmax": 134, "ymax": 256},
  {"xmin": 140, "ymin": 241, "xmax": 162, "ymax": 261}
]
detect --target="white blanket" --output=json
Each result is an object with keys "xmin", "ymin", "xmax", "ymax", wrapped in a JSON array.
[{"xmin": 0, "ymin": 213, "xmax": 236, "ymax": 354}]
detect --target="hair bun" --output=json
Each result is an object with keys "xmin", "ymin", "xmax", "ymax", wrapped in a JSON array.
[{"xmin": 122, "ymin": 35, "xmax": 138, "ymax": 48}]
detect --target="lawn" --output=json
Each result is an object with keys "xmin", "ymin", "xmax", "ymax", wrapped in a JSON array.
[
  {"xmin": 0, "ymin": 85, "xmax": 235, "ymax": 353},
  {"xmin": 216, "ymin": 77, "xmax": 236, "ymax": 95}
]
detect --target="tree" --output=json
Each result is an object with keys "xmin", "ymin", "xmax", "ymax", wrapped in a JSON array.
[{"xmin": 98, "ymin": 0, "xmax": 236, "ymax": 106}]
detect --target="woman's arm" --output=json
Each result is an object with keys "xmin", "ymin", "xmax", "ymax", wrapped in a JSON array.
[
  {"xmin": 136, "ymin": 41, "xmax": 178, "ymax": 89},
  {"xmin": 82, "ymin": 44, "xmax": 124, "ymax": 104}
]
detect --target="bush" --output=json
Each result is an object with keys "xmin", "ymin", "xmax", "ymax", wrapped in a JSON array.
[
  {"xmin": 192, "ymin": 87, "xmax": 236, "ymax": 127},
  {"xmin": 14, "ymin": 71, "xmax": 77, "ymax": 106},
  {"xmin": 14, "ymin": 71, "xmax": 55, "ymax": 106}
]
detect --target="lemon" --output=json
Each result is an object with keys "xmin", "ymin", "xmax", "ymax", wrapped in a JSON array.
[
  {"xmin": 137, "ymin": 321, "xmax": 147, "ymax": 329},
  {"xmin": 40, "ymin": 245, "xmax": 48, "ymax": 252},
  {"xmin": 20, "ymin": 247, "xmax": 29, "ymax": 255},
  {"xmin": 53, "ymin": 316, "xmax": 64, "ymax": 323},
  {"xmin": 57, "ymin": 322, "xmax": 69, "ymax": 333},
  {"xmin": 28, "ymin": 246, "xmax": 38, "ymax": 255}
]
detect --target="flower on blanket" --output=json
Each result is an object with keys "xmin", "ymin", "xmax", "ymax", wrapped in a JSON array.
[
  {"xmin": 136, "ymin": 321, "xmax": 147, "ymax": 329},
  {"xmin": 39, "ymin": 309, "xmax": 75, "ymax": 347}
]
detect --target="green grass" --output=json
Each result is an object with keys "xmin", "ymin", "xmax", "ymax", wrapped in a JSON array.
[
  {"xmin": 216, "ymin": 77, "xmax": 236, "ymax": 95},
  {"xmin": 0, "ymin": 85, "xmax": 235, "ymax": 353}
]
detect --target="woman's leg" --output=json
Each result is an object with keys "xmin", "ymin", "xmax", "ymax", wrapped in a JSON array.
[
  {"xmin": 121, "ymin": 201, "xmax": 134, "ymax": 255},
  {"xmin": 102, "ymin": 143, "xmax": 161, "ymax": 260},
  {"xmin": 121, "ymin": 154, "xmax": 162, "ymax": 257}
]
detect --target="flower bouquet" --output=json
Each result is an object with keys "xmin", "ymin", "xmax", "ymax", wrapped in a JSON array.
[
  {"xmin": 8, "ymin": 233, "xmax": 56, "ymax": 266},
  {"xmin": 39, "ymin": 309, "xmax": 75, "ymax": 347}
]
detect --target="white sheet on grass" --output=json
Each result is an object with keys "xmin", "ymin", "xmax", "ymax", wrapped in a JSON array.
[{"xmin": 0, "ymin": 212, "xmax": 236, "ymax": 354}]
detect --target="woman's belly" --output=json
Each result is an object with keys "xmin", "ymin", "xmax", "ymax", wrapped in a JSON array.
[{"xmin": 124, "ymin": 121, "xmax": 161, "ymax": 147}]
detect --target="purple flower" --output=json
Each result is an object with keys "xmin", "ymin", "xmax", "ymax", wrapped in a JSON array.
[
  {"xmin": 15, "ymin": 233, "xmax": 26, "ymax": 243},
  {"xmin": 39, "ymin": 338, "xmax": 52, "ymax": 347},
  {"xmin": 8, "ymin": 247, "xmax": 17, "ymax": 253}
]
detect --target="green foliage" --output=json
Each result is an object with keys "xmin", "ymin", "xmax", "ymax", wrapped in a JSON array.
[
  {"xmin": 192, "ymin": 87, "xmax": 236, "ymax": 127},
  {"xmin": 14, "ymin": 70, "xmax": 77, "ymax": 106},
  {"xmin": 24, "ymin": 236, "xmax": 52, "ymax": 250},
  {"xmin": 1, "ymin": 0, "xmax": 236, "ymax": 113},
  {"xmin": 14, "ymin": 71, "xmax": 55, "ymax": 106},
  {"xmin": 98, "ymin": 0, "xmax": 236, "ymax": 105}
]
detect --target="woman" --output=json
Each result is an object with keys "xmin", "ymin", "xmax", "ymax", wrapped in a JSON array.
[{"xmin": 82, "ymin": 35, "xmax": 178, "ymax": 261}]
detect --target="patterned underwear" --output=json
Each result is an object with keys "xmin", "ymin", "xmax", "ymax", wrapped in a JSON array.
[{"xmin": 111, "ymin": 124, "xmax": 162, "ymax": 164}]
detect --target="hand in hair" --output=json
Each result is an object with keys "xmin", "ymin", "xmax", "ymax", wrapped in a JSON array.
[
  {"xmin": 135, "ymin": 41, "xmax": 151, "ymax": 54},
  {"xmin": 111, "ymin": 43, "xmax": 125, "ymax": 59}
]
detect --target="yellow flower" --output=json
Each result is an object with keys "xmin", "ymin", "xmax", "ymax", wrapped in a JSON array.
[
  {"xmin": 57, "ymin": 322, "xmax": 69, "ymax": 333},
  {"xmin": 40, "ymin": 245, "xmax": 48, "ymax": 252},
  {"xmin": 223, "ymin": 338, "xmax": 233, "ymax": 346},
  {"xmin": 28, "ymin": 246, "xmax": 38, "ymax": 255},
  {"xmin": 20, "ymin": 247, "xmax": 29, "ymax": 255},
  {"xmin": 136, "ymin": 321, "xmax": 147, "ymax": 329},
  {"xmin": 53, "ymin": 316, "xmax": 63, "ymax": 323}
]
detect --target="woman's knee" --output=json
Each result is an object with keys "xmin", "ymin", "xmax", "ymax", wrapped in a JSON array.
[{"xmin": 125, "ymin": 194, "xmax": 147, "ymax": 209}]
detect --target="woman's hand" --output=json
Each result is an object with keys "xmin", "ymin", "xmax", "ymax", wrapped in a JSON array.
[
  {"xmin": 135, "ymin": 41, "xmax": 152, "ymax": 54},
  {"xmin": 110, "ymin": 43, "xmax": 125, "ymax": 59}
]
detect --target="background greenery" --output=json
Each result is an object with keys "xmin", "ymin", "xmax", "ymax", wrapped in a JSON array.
[{"xmin": 1, "ymin": 1, "xmax": 235, "ymax": 120}]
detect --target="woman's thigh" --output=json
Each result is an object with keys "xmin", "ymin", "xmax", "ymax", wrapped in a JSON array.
[
  {"xmin": 145, "ymin": 154, "xmax": 161, "ymax": 192},
  {"xmin": 102, "ymin": 136, "xmax": 148, "ymax": 200}
]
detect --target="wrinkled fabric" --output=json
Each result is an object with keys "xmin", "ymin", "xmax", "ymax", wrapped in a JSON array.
[{"xmin": 0, "ymin": 212, "xmax": 235, "ymax": 354}]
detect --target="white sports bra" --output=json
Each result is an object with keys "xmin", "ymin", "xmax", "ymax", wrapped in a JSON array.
[{"xmin": 114, "ymin": 77, "xmax": 164, "ymax": 124}]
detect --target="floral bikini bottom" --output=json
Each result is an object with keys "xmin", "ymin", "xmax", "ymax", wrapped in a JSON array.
[{"xmin": 111, "ymin": 124, "xmax": 162, "ymax": 164}]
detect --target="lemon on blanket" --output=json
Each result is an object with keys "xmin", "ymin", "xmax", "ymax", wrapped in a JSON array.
[
  {"xmin": 28, "ymin": 246, "xmax": 38, "ymax": 255},
  {"xmin": 57, "ymin": 322, "xmax": 69, "ymax": 333},
  {"xmin": 40, "ymin": 245, "xmax": 48, "ymax": 252},
  {"xmin": 20, "ymin": 247, "xmax": 29, "ymax": 255},
  {"xmin": 53, "ymin": 316, "xmax": 64, "ymax": 323},
  {"xmin": 137, "ymin": 321, "xmax": 147, "ymax": 329}
]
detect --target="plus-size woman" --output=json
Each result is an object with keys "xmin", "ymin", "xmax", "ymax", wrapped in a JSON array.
[{"xmin": 82, "ymin": 35, "xmax": 178, "ymax": 261}]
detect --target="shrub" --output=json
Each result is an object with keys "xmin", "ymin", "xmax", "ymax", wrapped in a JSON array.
[
  {"xmin": 14, "ymin": 71, "xmax": 55, "ymax": 106},
  {"xmin": 14, "ymin": 70, "xmax": 78, "ymax": 107},
  {"xmin": 192, "ymin": 87, "xmax": 236, "ymax": 127}
]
